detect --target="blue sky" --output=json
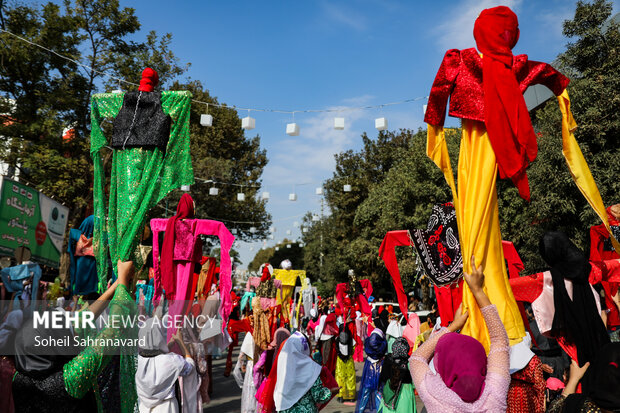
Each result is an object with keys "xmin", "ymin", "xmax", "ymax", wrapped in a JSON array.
[{"xmin": 114, "ymin": 0, "xmax": 618, "ymax": 268}]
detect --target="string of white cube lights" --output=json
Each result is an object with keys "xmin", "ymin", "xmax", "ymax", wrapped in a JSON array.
[
  {"xmin": 195, "ymin": 96, "xmax": 429, "ymax": 136},
  {"xmin": 1, "ymin": 27, "xmax": 429, "ymax": 136},
  {"xmin": 3, "ymin": 27, "xmax": 426, "ymax": 248}
]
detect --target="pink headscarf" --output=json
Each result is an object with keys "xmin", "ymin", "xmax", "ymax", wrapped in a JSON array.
[
  {"xmin": 402, "ymin": 312, "xmax": 420, "ymax": 348},
  {"xmin": 435, "ymin": 332, "xmax": 487, "ymax": 403}
]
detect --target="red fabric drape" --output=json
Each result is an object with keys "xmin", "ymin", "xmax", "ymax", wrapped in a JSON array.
[
  {"xmin": 589, "ymin": 207, "xmax": 620, "ymax": 329},
  {"xmin": 474, "ymin": 6, "xmax": 537, "ymax": 201},
  {"xmin": 161, "ymin": 193, "xmax": 195, "ymax": 299},
  {"xmin": 503, "ymin": 241, "xmax": 538, "ymax": 347},
  {"xmin": 434, "ymin": 281, "xmax": 463, "ymax": 326},
  {"xmin": 378, "ymin": 230, "xmax": 412, "ymax": 322}
]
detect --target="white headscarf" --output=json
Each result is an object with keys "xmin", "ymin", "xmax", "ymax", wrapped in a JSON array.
[
  {"xmin": 240, "ymin": 332, "xmax": 254, "ymax": 359},
  {"xmin": 509, "ymin": 332, "xmax": 535, "ymax": 374},
  {"xmin": 274, "ymin": 332, "xmax": 322, "ymax": 411},
  {"xmin": 138, "ymin": 317, "xmax": 169, "ymax": 355}
]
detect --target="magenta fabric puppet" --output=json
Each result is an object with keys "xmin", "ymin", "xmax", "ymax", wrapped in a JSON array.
[{"xmin": 151, "ymin": 218, "xmax": 235, "ymax": 341}]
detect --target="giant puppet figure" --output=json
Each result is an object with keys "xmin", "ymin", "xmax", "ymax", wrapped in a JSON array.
[{"xmin": 424, "ymin": 6, "xmax": 619, "ymax": 350}]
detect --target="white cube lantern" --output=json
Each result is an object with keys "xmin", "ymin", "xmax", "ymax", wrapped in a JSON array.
[
  {"xmin": 334, "ymin": 117, "xmax": 345, "ymax": 130},
  {"xmin": 237, "ymin": 193, "xmax": 245, "ymax": 201},
  {"xmin": 275, "ymin": 247, "xmax": 280, "ymax": 251},
  {"xmin": 343, "ymin": 184, "xmax": 352, "ymax": 192},
  {"xmin": 200, "ymin": 114, "xmax": 213, "ymax": 127},
  {"xmin": 375, "ymin": 117, "xmax": 388, "ymax": 131},
  {"xmin": 209, "ymin": 187, "xmax": 219, "ymax": 196},
  {"xmin": 315, "ymin": 187, "xmax": 323, "ymax": 195},
  {"xmin": 286, "ymin": 123, "xmax": 300, "ymax": 136},
  {"xmin": 250, "ymin": 226, "xmax": 257, "ymax": 233},
  {"xmin": 261, "ymin": 191, "xmax": 270, "ymax": 200},
  {"xmin": 242, "ymin": 116, "xmax": 255, "ymax": 130},
  {"xmin": 286, "ymin": 230, "xmax": 292, "ymax": 235},
  {"xmin": 299, "ymin": 242, "xmax": 305, "ymax": 247},
  {"xmin": 302, "ymin": 228, "xmax": 309, "ymax": 233},
  {"xmin": 289, "ymin": 193, "xmax": 297, "ymax": 201},
  {"xmin": 286, "ymin": 244, "xmax": 291, "ymax": 249},
  {"xmin": 312, "ymin": 215, "xmax": 320, "ymax": 222},
  {"xmin": 231, "ymin": 229, "xmax": 238, "ymax": 235},
  {"xmin": 181, "ymin": 185, "xmax": 190, "ymax": 192}
]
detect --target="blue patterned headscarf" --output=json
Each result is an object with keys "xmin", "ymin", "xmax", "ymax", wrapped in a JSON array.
[{"xmin": 365, "ymin": 330, "xmax": 387, "ymax": 360}]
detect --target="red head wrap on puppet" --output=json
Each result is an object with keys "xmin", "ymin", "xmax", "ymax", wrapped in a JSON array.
[
  {"xmin": 161, "ymin": 193, "xmax": 195, "ymax": 298},
  {"xmin": 139, "ymin": 67, "xmax": 159, "ymax": 92},
  {"xmin": 261, "ymin": 264, "xmax": 272, "ymax": 282},
  {"xmin": 474, "ymin": 6, "xmax": 536, "ymax": 201}
]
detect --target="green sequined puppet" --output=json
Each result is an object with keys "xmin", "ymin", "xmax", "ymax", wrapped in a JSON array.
[{"xmin": 90, "ymin": 68, "xmax": 194, "ymax": 293}]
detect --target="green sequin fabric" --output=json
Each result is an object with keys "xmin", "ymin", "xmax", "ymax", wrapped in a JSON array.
[
  {"xmin": 63, "ymin": 284, "xmax": 138, "ymax": 413},
  {"xmin": 90, "ymin": 91, "xmax": 194, "ymax": 292}
]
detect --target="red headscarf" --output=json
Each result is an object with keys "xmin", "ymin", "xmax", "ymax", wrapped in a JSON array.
[
  {"xmin": 161, "ymin": 193, "xmax": 195, "ymax": 298},
  {"xmin": 474, "ymin": 6, "xmax": 536, "ymax": 201},
  {"xmin": 139, "ymin": 67, "xmax": 159, "ymax": 92},
  {"xmin": 435, "ymin": 332, "xmax": 487, "ymax": 402}
]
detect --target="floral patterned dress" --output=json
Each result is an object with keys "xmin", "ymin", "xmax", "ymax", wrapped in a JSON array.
[{"xmin": 279, "ymin": 377, "xmax": 331, "ymax": 413}]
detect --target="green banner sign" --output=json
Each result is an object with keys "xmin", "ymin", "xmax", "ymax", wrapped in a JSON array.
[{"xmin": 0, "ymin": 177, "xmax": 69, "ymax": 267}]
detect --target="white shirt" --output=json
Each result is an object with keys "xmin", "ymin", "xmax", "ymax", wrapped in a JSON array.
[{"xmin": 136, "ymin": 353, "xmax": 195, "ymax": 409}]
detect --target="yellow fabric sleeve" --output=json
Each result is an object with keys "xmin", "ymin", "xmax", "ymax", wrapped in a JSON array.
[{"xmin": 558, "ymin": 90, "xmax": 620, "ymax": 254}]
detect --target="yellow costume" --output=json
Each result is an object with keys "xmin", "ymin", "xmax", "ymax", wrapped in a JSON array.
[
  {"xmin": 427, "ymin": 91, "xmax": 619, "ymax": 351},
  {"xmin": 273, "ymin": 269, "xmax": 306, "ymax": 319}
]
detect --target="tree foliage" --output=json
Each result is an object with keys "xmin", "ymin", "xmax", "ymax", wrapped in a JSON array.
[
  {"xmin": 0, "ymin": 0, "xmax": 186, "ymax": 227},
  {"xmin": 247, "ymin": 238, "xmax": 303, "ymax": 273},
  {"xmin": 0, "ymin": 0, "xmax": 270, "ymax": 242},
  {"xmin": 297, "ymin": 128, "xmax": 460, "ymax": 298},
  {"xmin": 159, "ymin": 80, "xmax": 271, "ymax": 243},
  {"xmin": 293, "ymin": 1, "xmax": 620, "ymax": 301},
  {"xmin": 498, "ymin": 0, "xmax": 620, "ymax": 270}
]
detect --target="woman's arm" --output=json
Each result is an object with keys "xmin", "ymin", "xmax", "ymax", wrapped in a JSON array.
[
  {"xmin": 409, "ymin": 304, "xmax": 468, "ymax": 385},
  {"xmin": 87, "ymin": 260, "xmax": 135, "ymax": 319},
  {"xmin": 464, "ymin": 255, "xmax": 509, "ymax": 376}
]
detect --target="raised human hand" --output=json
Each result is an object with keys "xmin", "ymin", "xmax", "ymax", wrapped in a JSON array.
[
  {"xmin": 448, "ymin": 303, "xmax": 469, "ymax": 332},
  {"xmin": 463, "ymin": 255, "xmax": 485, "ymax": 294}
]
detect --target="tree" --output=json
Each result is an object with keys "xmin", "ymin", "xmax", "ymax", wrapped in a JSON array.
[
  {"xmin": 0, "ymin": 0, "xmax": 187, "ymax": 229},
  {"xmin": 301, "ymin": 128, "xmax": 460, "ymax": 299},
  {"xmin": 498, "ymin": 0, "xmax": 620, "ymax": 270},
  {"xmin": 160, "ymin": 80, "xmax": 271, "ymax": 243},
  {"xmin": 247, "ymin": 238, "xmax": 303, "ymax": 273}
]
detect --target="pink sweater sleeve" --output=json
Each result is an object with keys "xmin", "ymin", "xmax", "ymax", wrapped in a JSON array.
[
  {"xmin": 481, "ymin": 305, "xmax": 510, "ymax": 376},
  {"xmin": 409, "ymin": 327, "xmax": 450, "ymax": 386},
  {"xmin": 409, "ymin": 305, "xmax": 509, "ymax": 387}
]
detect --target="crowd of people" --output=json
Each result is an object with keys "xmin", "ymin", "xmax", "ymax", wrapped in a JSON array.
[{"xmin": 1, "ymin": 222, "xmax": 619, "ymax": 413}]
